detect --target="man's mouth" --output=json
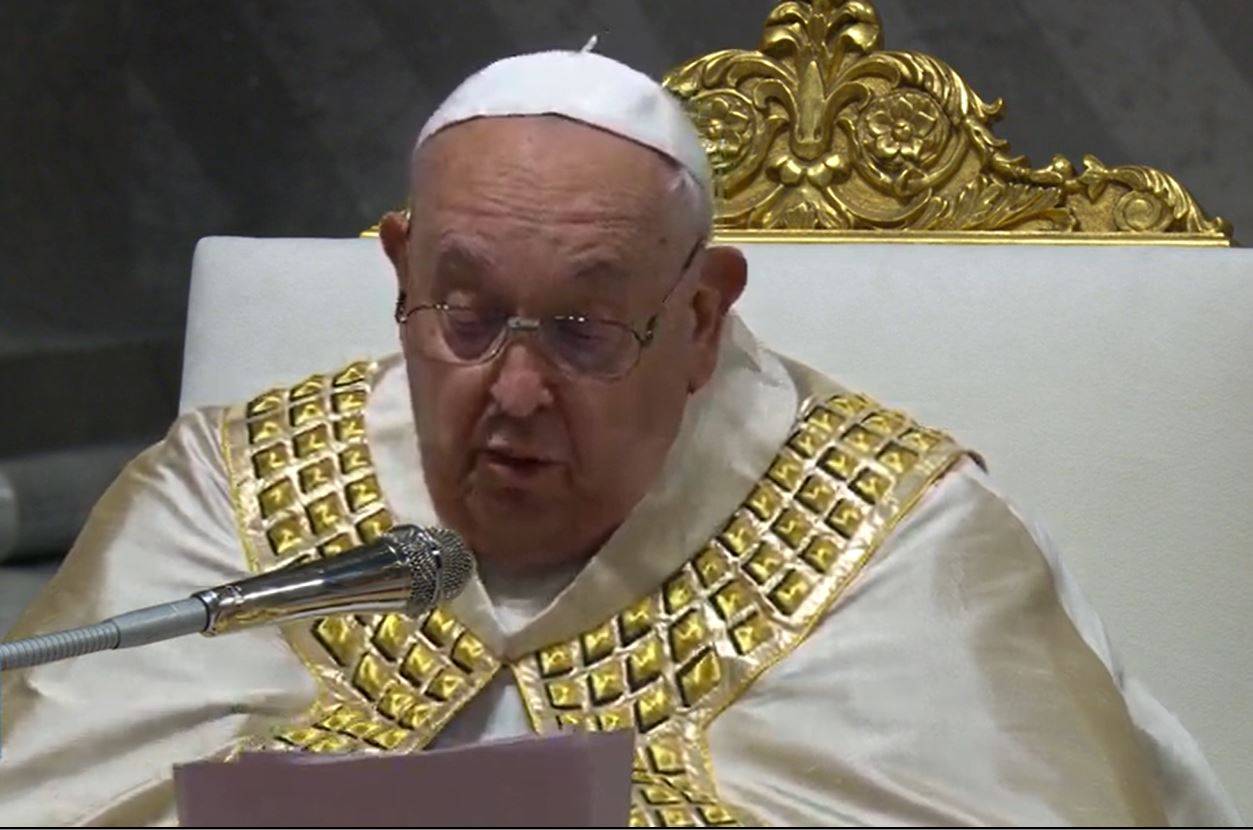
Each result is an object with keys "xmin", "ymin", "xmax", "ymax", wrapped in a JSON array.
[{"xmin": 478, "ymin": 448, "xmax": 558, "ymax": 479}]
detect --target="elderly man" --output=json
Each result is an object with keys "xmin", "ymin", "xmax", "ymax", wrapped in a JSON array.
[{"xmin": 0, "ymin": 50, "xmax": 1238, "ymax": 826}]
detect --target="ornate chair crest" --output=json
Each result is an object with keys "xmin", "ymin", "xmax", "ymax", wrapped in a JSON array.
[
  {"xmin": 664, "ymin": 0, "xmax": 1230, "ymax": 243},
  {"xmin": 366, "ymin": 0, "xmax": 1231, "ymax": 245}
]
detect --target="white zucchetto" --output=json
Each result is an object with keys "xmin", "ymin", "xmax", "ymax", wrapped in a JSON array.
[{"xmin": 416, "ymin": 49, "xmax": 712, "ymax": 194}]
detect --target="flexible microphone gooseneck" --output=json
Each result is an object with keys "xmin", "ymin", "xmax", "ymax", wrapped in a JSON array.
[{"xmin": 0, "ymin": 525, "xmax": 474, "ymax": 671}]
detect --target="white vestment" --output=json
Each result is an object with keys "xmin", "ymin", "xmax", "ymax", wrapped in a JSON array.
[{"xmin": 0, "ymin": 318, "xmax": 1238, "ymax": 826}]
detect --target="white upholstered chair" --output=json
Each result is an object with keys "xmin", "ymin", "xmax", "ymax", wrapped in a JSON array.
[
  {"xmin": 182, "ymin": 236, "xmax": 1253, "ymax": 808},
  {"xmin": 179, "ymin": 0, "xmax": 1253, "ymax": 812}
]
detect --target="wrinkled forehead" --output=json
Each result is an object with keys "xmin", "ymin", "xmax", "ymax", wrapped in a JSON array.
[{"xmin": 408, "ymin": 116, "xmax": 698, "ymax": 265}]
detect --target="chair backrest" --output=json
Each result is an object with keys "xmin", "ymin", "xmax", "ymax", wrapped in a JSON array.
[
  {"xmin": 180, "ymin": 0, "xmax": 1251, "ymax": 812},
  {"xmin": 182, "ymin": 237, "xmax": 1253, "ymax": 808},
  {"xmin": 181, "ymin": 237, "xmax": 401, "ymax": 411}
]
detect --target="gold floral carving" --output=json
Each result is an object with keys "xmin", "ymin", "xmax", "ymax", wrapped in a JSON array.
[{"xmin": 662, "ymin": 0, "xmax": 1232, "ymax": 242}]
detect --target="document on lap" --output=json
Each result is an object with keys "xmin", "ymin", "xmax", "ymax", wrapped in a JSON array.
[{"xmin": 174, "ymin": 730, "xmax": 635, "ymax": 827}]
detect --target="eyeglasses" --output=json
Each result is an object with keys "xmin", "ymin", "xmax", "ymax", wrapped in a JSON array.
[{"xmin": 395, "ymin": 238, "xmax": 704, "ymax": 381}]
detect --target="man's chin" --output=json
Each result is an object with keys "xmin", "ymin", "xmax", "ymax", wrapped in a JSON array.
[
  {"xmin": 467, "ymin": 533, "xmax": 592, "ymax": 573},
  {"xmin": 461, "ymin": 501, "xmax": 599, "ymax": 572}
]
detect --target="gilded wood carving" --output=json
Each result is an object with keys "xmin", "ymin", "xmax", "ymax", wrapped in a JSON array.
[{"xmin": 662, "ymin": 0, "xmax": 1232, "ymax": 242}]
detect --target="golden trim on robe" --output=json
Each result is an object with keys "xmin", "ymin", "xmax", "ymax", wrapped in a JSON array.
[
  {"xmin": 221, "ymin": 359, "xmax": 967, "ymax": 826},
  {"xmin": 221, "ymin": 361, "xmax": 502, "ymax": 754}
]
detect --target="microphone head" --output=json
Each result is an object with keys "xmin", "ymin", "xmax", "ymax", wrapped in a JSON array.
[{"xmin": 382, "ymin": 525, "xmax": 476, "ymax": 615}]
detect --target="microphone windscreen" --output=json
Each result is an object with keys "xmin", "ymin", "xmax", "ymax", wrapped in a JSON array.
[{"xmin": 384, "ymin": 525, "xmax": 476, "ymax": 614}]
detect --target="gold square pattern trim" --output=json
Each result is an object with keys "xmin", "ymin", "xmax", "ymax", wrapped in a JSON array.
[
  {"xmin": 223, "ymin": 361, "xmax": 965, "ymax": 826},
  {"xmin": 221, "ymin": 360, "xmax": 500, "ymax": 755},
  {"xmin": 511, "ymin": 391, "xmax": 967, "ymax": 827}
]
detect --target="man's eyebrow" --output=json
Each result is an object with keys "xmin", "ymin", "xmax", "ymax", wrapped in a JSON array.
[
  {"xmin": 569, "ymin": 257, "xmax": 633, "ymax": 284},
  {"xmin": 428, "ymin": 238, "xmax": 496, "ymax": 287}
]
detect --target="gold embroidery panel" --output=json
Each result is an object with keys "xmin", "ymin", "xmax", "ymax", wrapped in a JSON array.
[
  {"xmin": 511, "ymin": 391, "xmax": 965, "ymax": 827},
  {"xmin": 221, "ymin": 360, "xmax": 500, "ymax": 754},
  {"xmin": 223, "ymin": 360, "xmax": 964, "ymax": 826}
]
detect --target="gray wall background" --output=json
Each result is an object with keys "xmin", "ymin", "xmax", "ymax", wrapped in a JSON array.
[{"xmin": 2, "ymin": 0, "xmax": 1250, "ymax": 465}]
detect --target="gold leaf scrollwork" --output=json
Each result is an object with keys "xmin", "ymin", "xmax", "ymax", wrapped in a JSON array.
[{"xmin": 663, "ymin": 0, "xmax": 1232, "ymax": 242}]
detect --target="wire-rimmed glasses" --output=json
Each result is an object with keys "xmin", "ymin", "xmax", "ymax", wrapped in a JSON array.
[{"xmin": 395, "ymin": 238, "xmax": 704, "ymax": 381}]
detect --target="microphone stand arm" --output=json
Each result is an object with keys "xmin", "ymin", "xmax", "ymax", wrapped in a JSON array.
[{"xmin": 0, "ymin": 535, "xmax": 427, "ymax": 671}]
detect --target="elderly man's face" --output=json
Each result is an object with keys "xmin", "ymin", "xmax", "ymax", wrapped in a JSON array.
[{"xmin": 381, "ymin": 116, "xmax": 744, "ymax": 572}]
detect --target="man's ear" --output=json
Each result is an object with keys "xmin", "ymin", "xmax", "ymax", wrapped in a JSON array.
[
  {"xmin": 687, "ymin": 245, "xmax": 747, "ymax": 392},
  {"xmin": 378, "ymin": 211, "xmax": 410, "ymax": 291}
]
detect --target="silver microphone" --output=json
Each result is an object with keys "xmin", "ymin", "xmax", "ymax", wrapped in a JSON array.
[{"xmin": 0, "ymin": 525, "xmax": 475, "ymax": 671}]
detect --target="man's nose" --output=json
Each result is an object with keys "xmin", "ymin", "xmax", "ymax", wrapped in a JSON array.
[{"xmin": 488, "ymin": 341, "xmax": 556, "ymax": 418}]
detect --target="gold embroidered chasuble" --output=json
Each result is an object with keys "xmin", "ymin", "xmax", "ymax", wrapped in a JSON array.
[
  {"xmin": 220, "ymin": 355, "xmax": 966, "ymax": 827},
  {"xmin": 0, "ymin": 320, "xmax": 1203, "ymax": 826}
]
